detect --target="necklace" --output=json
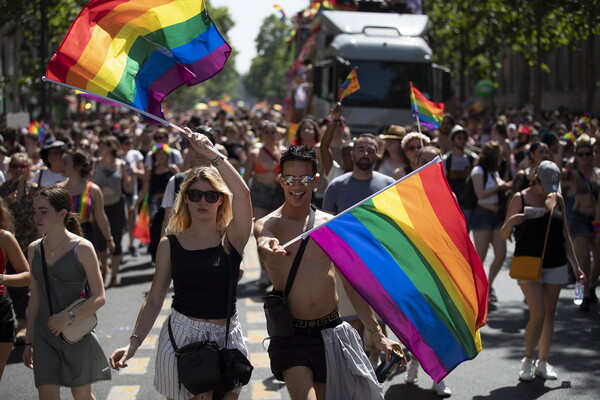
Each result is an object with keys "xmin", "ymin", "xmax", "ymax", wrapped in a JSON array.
[{"xmin": 44, "ymin": 238, "xmax": 63, "ymax": 258}]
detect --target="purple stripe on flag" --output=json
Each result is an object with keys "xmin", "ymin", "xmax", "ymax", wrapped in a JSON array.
[{"xmin": 309, "ymin": 225, "xmax": 450, "ymax": 380}]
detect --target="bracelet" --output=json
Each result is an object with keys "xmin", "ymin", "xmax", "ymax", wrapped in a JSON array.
[
  {"xmin": 210, "ymin": 154, "xmax": 227, "ymax": 167},
  {"xmin": 367, "ymin": 324, "xmax": 382, "ymax": 336},
  {"xmin": 130, "ymin": 334, "xmax": 142, "ymax": 344}
]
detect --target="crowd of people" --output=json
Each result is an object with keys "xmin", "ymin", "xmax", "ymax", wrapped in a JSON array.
[{"xmin": 0, "ymin": 103, "xmax": 598, "ymax": 398}]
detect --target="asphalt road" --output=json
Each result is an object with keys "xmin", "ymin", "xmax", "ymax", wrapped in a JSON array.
[{"xmin": 2, "ymin": 237, "xmax": 599, "ymax": 399}]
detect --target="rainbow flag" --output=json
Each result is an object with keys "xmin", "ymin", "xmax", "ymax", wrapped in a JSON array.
[
  {"xmin": 410, "ymin": 82, "xmax": 444, "ymax": 130},
  {"xmin": 306, "ymin": 159, "xmax": 488, "ymax": 382},
  {"xmin": 338, "ymin": 67, "xmax": 360, "ymax": 101},
  {"xmin": 28, "ymin": 120, "xmax": 40, "ymax": 135},
  {"xmin": 273, "ymin": 4, "xmax": 286, "ymax": 21},
  {"xmin": 313, "ymin": 0, "xmax": 358, "ymax": 11},
  {"xmin": 133, "ymin": 194, "xmax": 151, "ymax": 244},
  {"xmin": 45, "ymin": 0, "xmax": 231, "ymax": 121},
  {"xmin": 219, "ymin": 100, "xmax": 235, "ymax": 116}
]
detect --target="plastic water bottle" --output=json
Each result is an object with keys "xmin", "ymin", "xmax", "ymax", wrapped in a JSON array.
[{"xmin": 573, "ymin": 280, "xmax": 584, "ymax": 305}]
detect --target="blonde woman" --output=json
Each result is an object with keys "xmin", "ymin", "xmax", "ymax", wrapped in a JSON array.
[{"xmin": 109, "ymin": 128, "xmax": 252, "ymax": 400}]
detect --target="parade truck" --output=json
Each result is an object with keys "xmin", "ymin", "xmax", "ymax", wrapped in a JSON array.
[{"xmin": 309, "ymin": 10, "xmax": 451, "ymax": 134}]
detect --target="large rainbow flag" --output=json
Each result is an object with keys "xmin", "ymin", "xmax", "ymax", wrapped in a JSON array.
[
  {"xmin": 410, "ymin": 81, "xmax": 445, "ymax": 130},
  {"xmin": 45, "ymin": 0, "xmax": 231, "ymax": 121},
  {"xmin": 306, "ymin": 158, "xmax": 488, "ymax": 382}
]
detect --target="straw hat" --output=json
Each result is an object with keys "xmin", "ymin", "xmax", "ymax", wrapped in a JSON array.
[{"xmin": 379, "ymin": 125, "xmax": 406, "ymax": 140}]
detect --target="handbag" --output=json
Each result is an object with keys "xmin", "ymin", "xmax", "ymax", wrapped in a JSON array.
[
  {"xmin": 167, "ymin": 238, "xmax": 253, "ymax": 398},
  {"xmin": 263, "ymin": 206, "xmax": 315, "ymax": 338},
  {"xmin": 509, "ymin": 199, "xmax": 554, "ymax": 281},
  {"xmin": 40, "ymin": 239, "xmax": 97, "ymax": 344}
]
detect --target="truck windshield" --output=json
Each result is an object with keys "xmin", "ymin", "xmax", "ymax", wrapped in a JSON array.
[{"xmin": 342, "ymin": 60, "xmax": 431, "ymax": 108}]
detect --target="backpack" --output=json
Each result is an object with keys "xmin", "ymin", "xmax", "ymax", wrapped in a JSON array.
[{"xmin": 460, "ymin": 168, "xmax": 488, "ymax": 210}]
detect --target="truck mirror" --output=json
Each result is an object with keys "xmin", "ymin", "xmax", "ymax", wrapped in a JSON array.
[{"xmin": 432, "ymin": 64, "xmax": 452, "ymax": 102}]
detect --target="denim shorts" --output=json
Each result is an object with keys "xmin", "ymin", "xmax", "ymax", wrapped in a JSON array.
[
  {"xmin": 469, "ymin": 207, "xmax": 504, "ymax": 231},
  {"xmin": 0, "ymin": 294, "xmax": 16, "ymax": 343},
  {"xmin": 569, "ymin": 211, "xmax": 593, "ymax": 238}
]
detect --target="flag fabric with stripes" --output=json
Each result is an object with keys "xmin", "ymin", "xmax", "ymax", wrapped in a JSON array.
[
  {"xmin": 306, "ymin": 159, "xmax": 488, "ymax": 382},
  {"xmin": 338, "ymin": 67, "xmax": 360, "ymax": 101},
  {"xmin": 133, "ymin": 194, "xmax": 151, "ymax": 244},
  {"xmin": 410, "ymin": 82, "xmax": 444, "ymax": 129},
  {"xmin": 46, "ymin": 0, "xmax": 231, "ymax": 121}
]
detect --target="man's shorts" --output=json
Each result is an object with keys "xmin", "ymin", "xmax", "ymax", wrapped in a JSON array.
[{"xmin": 268, "ymin": 310, "xmax": 340, "ymax": 383}]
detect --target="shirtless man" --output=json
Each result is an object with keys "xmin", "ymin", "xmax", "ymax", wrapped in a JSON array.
[{"xmin": 254, "ymin": 145, "xmax": 403, "ymax": 400}]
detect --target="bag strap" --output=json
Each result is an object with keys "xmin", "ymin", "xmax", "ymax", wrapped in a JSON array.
[
  {"xmin": 39, "ymin": 238, "xmax": 54, "ymax": 315},
  {"xmin": 283, "ymin": 206, "xmax": 316, "ymax": 298},
  {"xmin": 540, "ymin": 198, "xmax": 555, "ymax": 261},
  {"xmin": 167, "ymin": 234, "xmax": 237, "ymax": 352}
]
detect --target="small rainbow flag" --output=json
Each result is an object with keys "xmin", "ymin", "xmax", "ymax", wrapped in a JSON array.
[
  {"xmin": 133, "ymin": 194, "xmax": 151, "ymax": 244},
  {"xmin": 73, "ymin": 181, "xmax": 94, "ymax": 223},
  {"xmin": 273, "ymin": 4, "xmax": 286, "ymax": 21},
  {"xmin": 305, "ymin": 158, "xmax": 488, "ymax": 382},
  {"xmin": 338, "ymin": 67, "xmax": 360, "ymax": 101},
  {"xmin": 28, "ymin": 120, "xmax": 40, "ymax": 135},
  {"xmin": 313, "ymin": 0, "xmax": 358, "ymax": 11},
  {"xmin": 410, "ymin": 82, "xmax": 444, "ymax": 130},
  {"xmin": 208, "ymin": 100, "xmax": 221, "ymax": 107},
  {"xmin": 219, "ymin": 100, "xmax": 235, "ymax": 116},
  {"xmin": 45, "ymin": 0, "xmax": 231, "ymax": 121}
]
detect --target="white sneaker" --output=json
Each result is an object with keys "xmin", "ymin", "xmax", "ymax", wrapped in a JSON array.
[
  {"xmin": 519, "ymin": 357, "xmax": 535, "ymax": 381},
  {"xmin": 534, "ymin": 360, "xmax": 558, "ymax": 380},
  {"xmin": 405, "ymin": 358, "xmax": 419, "ymax": 383},
  {"xmin": 432, "ymin": 380, "xmax": 452, "ymax": 397}
]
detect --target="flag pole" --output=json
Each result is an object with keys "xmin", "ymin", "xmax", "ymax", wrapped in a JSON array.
[
  {"xmin": 280, "ymin": 156, "xmax": 443, "ymax": 249},
  {"xmin": 42, "ymin": 76, "xmax": 185, "ymax": 135}
]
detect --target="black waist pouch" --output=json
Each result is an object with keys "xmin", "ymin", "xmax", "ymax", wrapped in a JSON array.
[{"xmin": 263, "ymin": 290, "xmax": 295, "ymax": 338}]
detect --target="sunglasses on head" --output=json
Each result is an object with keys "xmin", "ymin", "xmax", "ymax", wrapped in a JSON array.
[
  {"xmin": 186, "ymin": 189, "xmax": 222, "ymax": 203},
  {"xmin": 281, "ymin": 175, "xmax": 315, "ymax": 186},
  {"xmin": 406, "ymin": 145, "xmax": 422, "ymax": 152}
]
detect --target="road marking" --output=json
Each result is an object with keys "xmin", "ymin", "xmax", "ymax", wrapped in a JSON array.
[
  {"xmin": 117, "ymin": 357, "xmax": 150, "ymax": 375},
  {"xmin": 245, "ymin": 297, "xmax": 263, "ymax": 307},
  {"xmin": 250, "ymin": 381, "xmax": 283, "ymax": 399},
  {"xmin": 250, "ymin": 352, "xmax": 271, "ymax": 368},
  {"xmin": 154, "ymin": 314, "xmax": 166, "ymax": 328},
  {"xmin": 244, "ymin": 270, "xmax": 260, "ymax": 280},
  {"xmin": 139, "ymin": 335, "xmax": 157, "ymax": 350},
  {"xmin": 246, "ymin": 311, "xmax": 265, "ymax": 324},
  {"xmin": 247, "ymin": 329, "xmax": 268, "ymax": 343},
  {"xmin": 106, "ymin": 385, "xmax": 140, "ymax": 400}
]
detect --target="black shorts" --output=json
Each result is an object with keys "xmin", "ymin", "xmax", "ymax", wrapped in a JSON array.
[
  {"xmin": 0, "ymin": 294, "xmax": 16, "ymax": 343},
  {"xmin": 268, "ymin": 313, "xmax": 341, "ymax": 383}
]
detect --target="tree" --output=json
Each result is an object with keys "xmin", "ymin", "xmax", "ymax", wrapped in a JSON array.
[{"xmin": 243, "ymin": 15, "xmax": 291, "ymax": 101}]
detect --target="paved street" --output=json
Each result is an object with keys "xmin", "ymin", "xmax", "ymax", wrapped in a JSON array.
[{"xmin": 2, "ymin": 237, "xmax": 599, "ymax": 399}]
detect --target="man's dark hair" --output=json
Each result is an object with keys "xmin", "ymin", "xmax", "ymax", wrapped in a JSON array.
[{"xmin": 280, "ymin": 145, "xmax": 318, "ymax": 175}]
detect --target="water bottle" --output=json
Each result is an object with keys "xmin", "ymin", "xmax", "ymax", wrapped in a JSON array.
[
  {"xmin": 375, "ymin": 350, "xmax": 405, "ymax": 383},
  {"xmin": 573, "ymin": 280, "xmax": 584, "ymax": 305}
]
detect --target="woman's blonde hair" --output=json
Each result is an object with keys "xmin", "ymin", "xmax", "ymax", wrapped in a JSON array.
[{"xmin": 165, "ymin": 166, "xmax": 232, "ymax": 234}]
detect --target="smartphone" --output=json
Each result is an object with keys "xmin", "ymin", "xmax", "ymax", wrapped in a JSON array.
[
  {"xmin": 524, "ymin": 206, "xmax": 546, "ymax": 219},
  {"xmin": 375, "ymin": 350, "xmax": 405, "ymax": 383}
]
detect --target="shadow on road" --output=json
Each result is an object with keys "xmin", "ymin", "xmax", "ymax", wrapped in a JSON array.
[{"xmin": 473, "ymin": 380, "xmax": 571, "ymax": 399}]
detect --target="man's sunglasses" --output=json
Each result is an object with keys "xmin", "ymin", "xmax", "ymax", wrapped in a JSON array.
[
  {"xmin": 186, "ymin": 190, "xmax": 222, "ymax": 203},
  {"xmin": 281, "ymin": 175, "xmax": 315, "ymax": 186}
]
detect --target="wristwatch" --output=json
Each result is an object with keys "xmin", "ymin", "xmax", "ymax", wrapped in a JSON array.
[
  {"xmin": 68, "ymin": 310, "xmax": 76, "ymax": 322},
  {"xmin": 0, "ymin": 274, "xmax": 4, "ymax": 284}
]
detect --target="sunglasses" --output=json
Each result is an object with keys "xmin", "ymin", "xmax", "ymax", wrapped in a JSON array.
[
  {"xmin": 576, "ymin": 152, "xmax": 592, "ymax": 157},
  {"xmin": 186, "ymin": 189, "xmax": 222, "ymax": 203},
  {"xmin": 406, "ymin": 145, "xmax": 422, "ymax": 152},
  {"xmin": 10, "ymin": 163, "xmax": 28, "ymax": 170},
  {"xmin": 281, "ymin": 175, "xmax": 315, "ymax": 186}
]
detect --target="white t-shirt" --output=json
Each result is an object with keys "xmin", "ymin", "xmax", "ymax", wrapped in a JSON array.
[
  {"xmin": 325, "ymin": 161, "xmax": 345, "ymax": 184},
  {"xmin": 32, "ymin": 169, "xmax": 66, "ymax": 187},
  {"xmin": 0, "ymin": 170, "xmax": 5, "ymax": 184},
  {"xmin": 161, "ymin": 176, "xmax": 177, "ymax": 209},
  {"xmin": 144, "ymin": 148, "xmax": 183, "ymax": 169},
  {"xmin": 471, "ymin": 165, "xmax": 501, "ymax": 205},
  {"xmin": 123, "ymin": 149, "xmax": 144, "ymax": 198}
]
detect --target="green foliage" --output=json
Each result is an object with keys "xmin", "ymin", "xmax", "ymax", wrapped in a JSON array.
[{"xmin": 243, "ymin": 15, "xmax": 291, "ymax": 100}]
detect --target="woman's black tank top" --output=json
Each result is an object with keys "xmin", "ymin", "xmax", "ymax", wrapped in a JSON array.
[{"xmin": 167, "ymin": 234, "xmax": 241, "ymax": 319}]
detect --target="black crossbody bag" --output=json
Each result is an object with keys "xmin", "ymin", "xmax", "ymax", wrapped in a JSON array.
[
  {"xmin": 167, "ymin": 239, "xmax": 253, "ymax": 398},
  {"xmin": 263, "ymin": 206, "xmax": 315, "ymax": 338}
]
